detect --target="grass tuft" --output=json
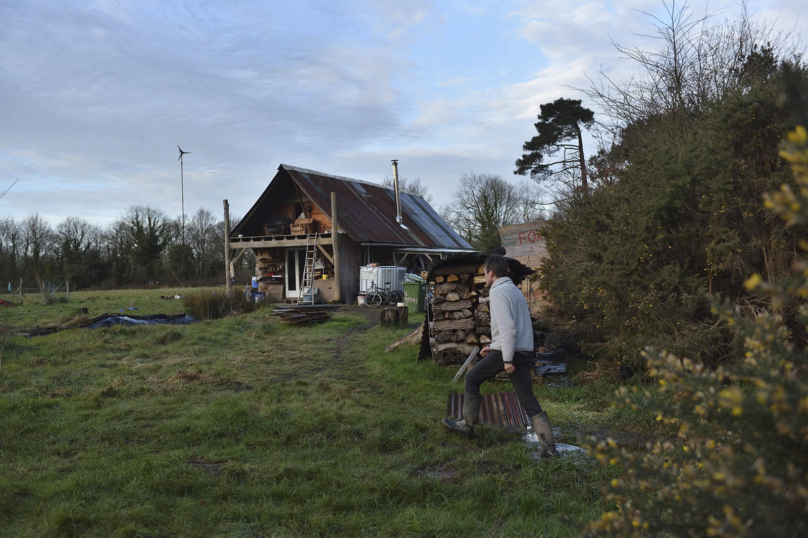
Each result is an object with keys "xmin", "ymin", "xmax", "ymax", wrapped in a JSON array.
[{"xmin": 182, "ymin": 291, "xmax": 263, "ymax": 320}]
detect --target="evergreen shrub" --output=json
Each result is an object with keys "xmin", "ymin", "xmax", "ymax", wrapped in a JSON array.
[
  {"xmin": 582, "ymin": 128, "xmax": 808, "ymax": 538},
  {"xmin": 541, "ymin": 54, "xmax": 804, "ymax": 371}
]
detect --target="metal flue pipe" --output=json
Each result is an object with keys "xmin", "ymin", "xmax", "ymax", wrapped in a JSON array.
[{"xmin": 391, "ymin": 159, "xmax": 403, "ymax": 225}]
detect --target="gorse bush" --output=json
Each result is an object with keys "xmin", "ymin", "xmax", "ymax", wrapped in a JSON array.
[
  {"xmin": 182, "ymin": 291, "xmax": 262, "ymax": 320},
  {"xmin": 541, "ymin": 21, "xmax": 806, "ymax": 371},
  {"xmin": 582, "ymin": 129, "xmax": 808, "ymax": 538}
]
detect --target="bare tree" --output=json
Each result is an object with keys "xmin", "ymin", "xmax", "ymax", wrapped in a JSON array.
[
  {"xmin": 583, "ymin": 0, "xmax": 803, "ymax": 135},
  {"xmin": 0, "ymin": 216, "xmax": 22, "ymax": 279},
  {"xmin": 187, "ymin": 208, "xmax": 219, "ymax": 280},
  {"xmin": 442, "ymin": 173, "xmax": 544, "ymax": 251},
  {"xmin": 381, "ymin": 176, "xmax": 434, "ymax": 205},
  {"xmin": 21, "ymin": 214, "xmax": 54, "ymax": 280}
]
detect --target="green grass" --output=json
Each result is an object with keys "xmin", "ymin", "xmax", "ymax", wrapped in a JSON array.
[
  {"xmin": 0, "ymin": 289, "xmax": 665, "ymax": 537},
  {"xmin": 0, "ymin": 288, "xmax": 216, "ymax": 330}
]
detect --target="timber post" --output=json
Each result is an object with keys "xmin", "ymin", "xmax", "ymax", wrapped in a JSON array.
[
  {"xmin": 331, "ymin": 191, "xmax": 341, "ymax": 303},
  {"xmin": 66, "ymin": 280, "xmax": 70, "ymax": 301},
  {"xmin": 224, "ymin": 199, "xmax": 233, "ymax": 295}
]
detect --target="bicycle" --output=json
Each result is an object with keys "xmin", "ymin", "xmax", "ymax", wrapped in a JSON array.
[{"xmin": 365, "ymin": 281, "xmax": 404, "ymax": 308}]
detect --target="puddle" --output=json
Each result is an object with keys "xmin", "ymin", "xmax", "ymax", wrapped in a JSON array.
[{"xmin": 524, "ymin": 430, "xmax": 586, "ymax": 458}]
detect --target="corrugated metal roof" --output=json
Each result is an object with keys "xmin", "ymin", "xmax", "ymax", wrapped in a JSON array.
[
  {"xmin": 233, "ymin": 165, "xmax": 472, "ymax": 250},
  {"xmin": 427, "ymin": 252, "xmax": 534, "ymax": 286},
  {"xmin": 447, "ymin": 392, "xmax": 531, "ymax": 429}
]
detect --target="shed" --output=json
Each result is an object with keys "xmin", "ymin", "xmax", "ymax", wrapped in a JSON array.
[{"xmin": 229, "ymin": 164, "xmax": 475, "ymax": 304}]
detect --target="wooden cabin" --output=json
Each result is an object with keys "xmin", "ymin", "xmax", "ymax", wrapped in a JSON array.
[{"xmin": 230, "ymin": 165, "xmax": 474, "ymax": 304}]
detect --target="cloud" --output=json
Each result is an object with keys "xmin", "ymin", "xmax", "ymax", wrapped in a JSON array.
[{"xmin": 1, "ymin": 0, "xmax": 804, "ymax": 223}]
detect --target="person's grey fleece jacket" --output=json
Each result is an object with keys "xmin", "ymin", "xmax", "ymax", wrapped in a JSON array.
[{"xmin": 489, "ymin": 276, "xmax": 533, "ymax": 363}]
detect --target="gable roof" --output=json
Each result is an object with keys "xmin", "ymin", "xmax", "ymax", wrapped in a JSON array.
[{"xmin": 232, "ymin": 164, "xmax": 473, "ymax": 250}]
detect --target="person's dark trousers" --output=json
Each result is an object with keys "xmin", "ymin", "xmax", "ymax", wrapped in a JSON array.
[{"xmin": 464, "ymin": 349, "xmax": 542, "ymax": 417}]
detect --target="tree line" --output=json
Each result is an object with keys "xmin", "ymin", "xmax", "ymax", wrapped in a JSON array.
[{"xmin": 0, "ymin": 207, "xmax": 253, "ymax": 290}]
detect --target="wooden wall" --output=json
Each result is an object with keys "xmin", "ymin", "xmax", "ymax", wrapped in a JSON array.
[
  {"xmin": 268, "ymin": 190, "xmax": 333, "ymax": 235},
  {"xmin": 338, "ymin": 236, "xmax": 362, "ymax": 304}
]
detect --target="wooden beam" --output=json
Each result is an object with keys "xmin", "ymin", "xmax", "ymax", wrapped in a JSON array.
[
  {"xmin": 232, "ymin": 247, "xmax": 247, "ymax": 265},
  {"xmin": 317, "ymin": 244, "xmax": 333, "ymax": 264},
  {"xmin": 332, "ymin": 191, "xmax": 341, "ymax": 302},
  {"xmin": 224, "ymin": 199, "xmax": 233, "ymax": 295},
  {"xmin": 229, "ymin": 237, "xmax": 333, "ymax": 248}
]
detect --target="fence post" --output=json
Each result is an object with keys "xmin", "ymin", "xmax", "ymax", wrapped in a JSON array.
[
  {"xmin": 19, "ymin": 277, "xmax": 24, "ymax": 304},
  {"xmin": 224, "ymin": 199, "xmax": 233, "ymax": 295},
  {"xmin": 66, "ymin": 280, "xmax": 70, "ymax": 301}
]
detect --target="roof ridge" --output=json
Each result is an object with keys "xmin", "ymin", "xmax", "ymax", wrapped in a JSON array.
[{"xmin": 279, "ymin": 164, "xmax": 424, "ymax": 197}]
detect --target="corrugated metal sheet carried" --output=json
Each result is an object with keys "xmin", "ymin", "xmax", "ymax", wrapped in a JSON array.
[
  {"xmin": 282, "ymin": 165, "xmax": 472, "ymax": 249},
  {"xmin": 447, "ymin": 392, "xmax": 531, "ymax": 429}
]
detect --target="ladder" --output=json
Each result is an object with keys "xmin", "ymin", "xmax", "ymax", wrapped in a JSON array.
[{"xmin": 297, "ymin": 232, "xmax": 319, "ymax": 305}]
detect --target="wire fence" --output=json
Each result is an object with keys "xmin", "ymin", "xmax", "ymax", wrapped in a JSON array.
[{"xmin": 0, "ymin": 280, "xmax": 71, "ymax": 306}]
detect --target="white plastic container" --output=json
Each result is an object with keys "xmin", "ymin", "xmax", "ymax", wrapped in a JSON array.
[{"xmin": 359, "ymin": 266, "xmax": 405, "ymax": 293}]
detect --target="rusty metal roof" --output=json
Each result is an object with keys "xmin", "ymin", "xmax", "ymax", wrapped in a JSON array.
[
  {"xmin": 232, "ymin": 165, "xmax": 472, "ymax": 249},
  {"xmin": 447, "ymin": 392, "xmax": 531, "ymax": 429}
]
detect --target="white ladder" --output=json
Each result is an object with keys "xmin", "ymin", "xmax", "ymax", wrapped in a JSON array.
[{"xmin": 297, "ymin": 233, "xmax": 319, "ymax": 305}]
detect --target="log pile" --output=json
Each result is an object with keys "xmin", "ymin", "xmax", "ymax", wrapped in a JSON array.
[{"xmin": 429, "ymin": 264, "xmax": 493, "ymax": 365}]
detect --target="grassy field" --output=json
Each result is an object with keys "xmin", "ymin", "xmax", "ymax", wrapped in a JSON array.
[
  {"xmin": 0, "ymin": 289, "xmax": 667, "ymax": 537},
  {"xmin": 0, "ymin": 288, "xmax": 213, "ymax": 330}
]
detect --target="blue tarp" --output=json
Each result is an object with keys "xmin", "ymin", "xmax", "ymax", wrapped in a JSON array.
[{"xmin": 85, "ymin": 314, "xmax": 199, "ymax": 329}]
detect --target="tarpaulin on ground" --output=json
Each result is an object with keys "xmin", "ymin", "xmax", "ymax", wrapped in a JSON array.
[{"xmin": 85, "ymin": 314, "xmax": 198, "ymax": 329}]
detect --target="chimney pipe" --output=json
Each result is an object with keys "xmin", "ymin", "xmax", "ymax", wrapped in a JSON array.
[{"xmin": 391, "ymin": 159, "xmax": 403, "ymax": 225}]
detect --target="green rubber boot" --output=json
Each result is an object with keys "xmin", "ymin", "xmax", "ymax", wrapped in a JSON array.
[
  {"xmin": 441, "ymin": 392, "xmax": 481, "ymax": 439},
  {"xmin": 530, "ymin": 411, "xmax": 559, "ymax": 458}
]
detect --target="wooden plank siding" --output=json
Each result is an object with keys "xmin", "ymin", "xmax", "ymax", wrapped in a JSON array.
[{"xmin": 338, "ymin": 237, "xmax": 362, "ymax": 305}]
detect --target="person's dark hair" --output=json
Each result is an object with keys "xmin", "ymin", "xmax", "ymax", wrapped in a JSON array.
[{"xmin": 484, "ymin": 254, "xmax": 509, "ymax": 278}]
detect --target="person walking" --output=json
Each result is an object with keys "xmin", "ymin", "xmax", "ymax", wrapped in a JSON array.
[{"xmin": 441, "ymin": 254, "xmax": 559, "ymax": 458}]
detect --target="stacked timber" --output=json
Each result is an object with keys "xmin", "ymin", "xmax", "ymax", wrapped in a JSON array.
[{"xmin": 429, "ymin": 264, "xmax": 493, "ymax": 365}]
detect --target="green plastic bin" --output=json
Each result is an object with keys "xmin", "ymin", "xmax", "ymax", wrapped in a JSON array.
[{"xmin": 403, "ymin": 282, "xmax": 425, "ymax": 314}]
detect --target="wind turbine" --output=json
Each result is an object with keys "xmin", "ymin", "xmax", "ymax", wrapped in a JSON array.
[{"xmin": 177, "ymin": 145, "xmax": 191, "ymax": 248}]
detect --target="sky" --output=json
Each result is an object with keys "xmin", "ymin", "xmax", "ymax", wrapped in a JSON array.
[{"xmin": 0, "ymin": 0, "xmax": 805, "ymax": 226}]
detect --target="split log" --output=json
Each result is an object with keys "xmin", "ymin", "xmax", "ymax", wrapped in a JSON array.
[
  {"xmin": 459, "ymin": 273, "xmax": 469, "ymax": 282},
  {"xmin": 475, "ymin": 326, "xmax": 491, "ymax": 335},
  {"xmin": 432, "ymin": 299, "xmax": 471, "ymax": 312},
  {"xmin": 477, "ymin": 303, "xmax": 489, "ymax": 313},
  {"xmin": 447, "ymin": 274, "xmax": 459, "ymax": 282},
  {"xmin": 453, "ymin": 330, "xmax": 466, "ymax": 342},
  {"xmin": 435, "ymin": 352, "xmax": 465, "ymax": 365},
  {"xmin": 460, "ymin": 308, "xmax": 472, "ymax": 318},
  {"xmin": 434, "ymin": 342, "xmax": 478, "ymax": 356},
  {"xmin": 473, "ymin": 275, "xmax": 486, "ymax": 285},
  {"xmin": 474, "ymin": 311, "xmax": 490, "ymax": 322},
  {"xmin": 450, "ymin": 311, "xmax": 470, "ymax": 320},
  {"xmin": 434, "ymin": 311, "xmax": 445, "ymax": 320},
  {"xmin": 384, "ymin": 325, "xmax": 423, "ymax": 352},
  {"xmin": 432, "ymin": 296, "xmax": 446, "ymax": 305},
  {"xmin": 436, "ymin": 331, "xmax": 455, "ymax": 343},
  {"xmin": 435, "ymin": 283, "xmax": 458, "ymax": 294},
  {"xmin": 436, "ymin": 276, "xmax": 444, "ymax": 283},
  {"xmin": 445, "ymin": 292, "xmax": 461, "ymax": 302},
  {"xmin": 479, "ymin": 334, "xmax": 491, "ymax": 344},
  {"xmin": 457, "ymin": 288, "xmax": 472, "ymax": 299},
  {"xmin": 465, "ymin": 332, "xmax": 479, "ymax": 344},
  {"xmin": 434, "ymin": 318, "xmax": 474, "ymax": 331}
]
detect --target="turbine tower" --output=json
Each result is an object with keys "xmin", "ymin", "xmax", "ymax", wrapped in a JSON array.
[{"xmin": 177, "ymin": 145, "xmax": 191, "ymax": 248}]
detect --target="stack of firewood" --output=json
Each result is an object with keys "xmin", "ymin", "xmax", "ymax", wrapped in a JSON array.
[{"xmin": 428, "ymin": 263, "xmax": 493, "ymax": 365}]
